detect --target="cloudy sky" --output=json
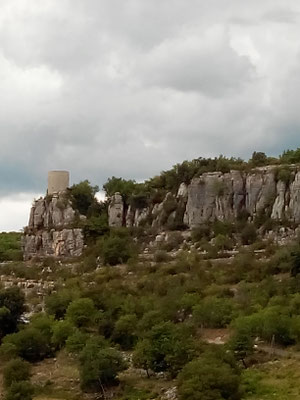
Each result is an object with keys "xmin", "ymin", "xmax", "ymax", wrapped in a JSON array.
[{"xmin": 1, "ymin": 0, "xmax": 300, "ymax": 231}]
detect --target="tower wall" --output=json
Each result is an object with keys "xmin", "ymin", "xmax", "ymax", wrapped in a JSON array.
[{"xmin": 48, "ymin": 171, "xmax": 69, "ymax": 194}]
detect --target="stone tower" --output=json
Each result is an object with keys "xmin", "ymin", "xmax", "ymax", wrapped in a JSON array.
[{"xmin": 47, "ymin": 170, "xmax": 70, "ymax": 194}]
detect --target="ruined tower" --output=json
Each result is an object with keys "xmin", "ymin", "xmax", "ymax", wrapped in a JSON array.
[{"xmin": 47, "ymin": 170, "xmax": 70, "ymax": 194}]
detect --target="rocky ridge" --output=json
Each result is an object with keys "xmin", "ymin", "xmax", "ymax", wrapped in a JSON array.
[
  {"xmin": 108, "ymin": 166, "xmax": 300, "ymax": 229},
  {"xmin": 23, "ymin": 192, "xmax": 84, "ymax": 260}
]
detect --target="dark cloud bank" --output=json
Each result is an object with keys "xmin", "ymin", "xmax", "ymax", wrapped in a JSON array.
[{"xmin": 1, "ymin": 0, "xmax": 300, "ymax": 229}]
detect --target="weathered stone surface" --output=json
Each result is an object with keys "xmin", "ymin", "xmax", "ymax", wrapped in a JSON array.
[
  {"xmin": 108, "ymin": 192, "xmax": 124, "ymax": 227},
  {"xmin": 109, "ymin": 166, "xmax": 300, "ymax": 230},
  {"xmin": 23, "ymin": 229, "xmax": 83, "ymax": 260},
  {"xmin": 23, "ymin": 192, "xmax": 83, "ymax": 260}
]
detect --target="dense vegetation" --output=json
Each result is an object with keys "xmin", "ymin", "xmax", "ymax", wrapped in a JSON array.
[
  {"xmin": 2, "ymin": 222, "xmax": 300, "ymax": 398},
  {"xmin": 0, "ymin": 233, "xmax": 22, "ymax": 262}
]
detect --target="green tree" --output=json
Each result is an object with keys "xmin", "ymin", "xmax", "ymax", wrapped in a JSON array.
[
  {"xmin": 177, "ymin": 352, "xmax": 241, "ymax": 400},
  {"xmin": 112, "ymin": 314, "xmax": 138, "ymax": 350},
  {"xmin": 193, "ymin": 297, "xmax": 235, "ymax": 328},
  {"xmin": 79, "ymin": 337, "xmax": 126, "ymax": 391},
  {"xmin": 133, "ymin": 322, "xmax": 195, "ymax": 377},
  {"xmin": 45, "ymin": 288, "xmax": 79, "ymax": 320},
  {"xmin": 2, "ymin": 328, "xmax": 51, "ymax": 362},
  {"xmin": 70, "ymin": 180, "xmax": 99, "ymax": 216},
  {"xmin": 52, "ymin": 320, "xmax": 75, "ymax": 349},
  {"xmin": 0, "ymin": 287, "xmax": 26, "ymax": 338},
  {"xmin": 103, "ymin": 176, "xmax": 136, "ymax": 201},
  {"xmin": 66, "ymin": 298, "xmax": 97, "ymax": 328}
]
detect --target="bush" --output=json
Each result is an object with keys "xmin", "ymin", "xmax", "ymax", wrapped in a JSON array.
[
  {"xmin": 66, "ymin": 298, "xmax": 97, "ymax": 328},
  {"xmin": 4, "ymin": 381, "xmax": 34, "ymax": 400},
  {"xmin": 52, "ymin": 320, "xmax": 75, "ymax": 349},
  {"xmin": 191, "ymin": 225, "xmax": 211, "ymax": 242},
  {"xmin": 112, "ymin": 314, "xmax": 138, "ymax": 350},
  {"xmin": 177, "ymin": 351, "xmax": 241, "ymax": 400},
  {"xmin": 3, "ymin": 358, "xmax": 31, "ymax": 388},
  {"xmin": 70, "ymin": 180, "xmax": 99, "ymax": 216},
  {"xmin": 153, "ymin": 250, "xmax": 170, "ymax": 263},
  {"xmin": 65, "ymin": 329, "xmax": 89, "ymax": 354},
  {"xmin": 80, "ymin": 338, "xmax": 126, "ymax": 390},
  {"xmin": 241, "ymin": 224, "xmax": 257, "ymax": 245},
  {"xmin": 2, "ymin": 328, "xmax": 52, "ymax": 362},
  {"xmin": 133, "ymin": 322, "xmax": 195, "ymax": 377},
  {"xmin": 193, "ymin": 296, "xmax": 235, "ymax": 328},
  {"xmin": 0, "ymin": 287, "xmax": 26, "ymax": 339},
  {"xmin": 45, "ymin": 289, "xmax": 80, "ymax": 320},
  {"xmin": 100, "ymin": 231, "xmax": 136, "ymax": 265}
]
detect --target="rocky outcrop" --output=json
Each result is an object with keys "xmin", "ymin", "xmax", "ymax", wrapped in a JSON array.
[
  {"xmin": 108, "ymin": 166, "xmax": 300, "ymax": 230},
  {"xmin": 108, "ymin": 192, "xmax": 124, "ymax": 227},
  {"xmin": 23, "ymin": 192, "xmax": 84, "ymax": 260}
]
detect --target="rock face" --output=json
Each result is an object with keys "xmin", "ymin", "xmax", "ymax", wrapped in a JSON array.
[
  {"xmin": 108, "ymin": 192, "xmax": 124, "ymax": 227},
  {"xmin": 108, "ymin": 166, "xmax": 300, "ymax": 230},
  {"xmin": 23, "ymin": 192, "xmax": 84, "ymax": 260}
]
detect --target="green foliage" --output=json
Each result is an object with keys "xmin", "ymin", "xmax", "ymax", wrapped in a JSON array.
[
  {"xmin": 112, "ymin": 314, "xmax": 138, "ymax": 350},
  {"xmin": 99, "ymin": 229, "xmax": 136, "ymax": 265},
  {"xmin": 275, "ymin": 166, "xmax": 292, "ymax": 184},
  {"xmin": 0, "ymin": 233, "xmax": 22, "ymax": 262},
  {"xmin": 83, "ymin": 214, "xmax": 109, "ymax": 241},
  {"xmin": 45, "ymin": 288, "xmax": 80, "ymax": 320},
  {"xmin": 0, "ymin": 287, "xmax": 26, "ymax": 339},
  {"xmin": 2, "ymin": 328, "xmax": 52, "ymax": 362},
  {"xmin": 133, "ymin": 322, "xmax": 195, "ymax": 377},
  {"xmin": 228, "ymin": 330, "xmax": 254, "ymax": 365},
  {"xmin": 79, "ymin": 337, "xmax": 126, "ymax": 390},
  {"xmin": 65, "ymin": 329, "xmax": 88, "ymax": 354},
  {"xmin": 3, "ymin": 358, "xmax": 31, "ymax": 388},
  {"xmin": 69, "ymin": 180, "xmax": 99, "ymax": 216},
  {"xmin": 4, "ymin": 381, "xmax": 34, "ymax": 400},
  {"xmin": 177, "ymin": 351, "xmax": 241, "ymax": 400},
  {"xmin": 103, "ymin": 176, "xmax": 137, "ymax": 200},
  {"xmin": 52, "ymin": 320, "xmax": 75, "ymax": 349},
  {"xmin": 193, "ymin": 296, "xmax": 235, "ymax": 328},
  {"xmin": 66, "ymin": 298, "xmax": 97, "ymax": 328},
  {"xmin": 250, "ymin": 151, "xmax": 268, "ymax": 167},
  {"xmin": 280, "ymin": 148, "xmax": 300, "ymax": 164}
]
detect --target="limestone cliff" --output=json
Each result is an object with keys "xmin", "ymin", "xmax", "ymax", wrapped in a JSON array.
[
  {"xmin": 23, "ymin": 193, "xmax": 84, "ymax": 260},
  {"xmin": 108, "ymin": 166, "xmax": 300, "ymax": 229}
]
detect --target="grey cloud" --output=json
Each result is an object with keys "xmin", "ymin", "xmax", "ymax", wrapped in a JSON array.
[{"xmin": 0, "ymin": 0, "xmax": 300, "ymax": 202}]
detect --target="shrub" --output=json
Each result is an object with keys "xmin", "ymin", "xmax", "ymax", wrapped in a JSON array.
[
  {"xmin": 133, "ymin": 322, "xmax": 195, "ymax": 377},
  {"xmin": 80, "ymin": 338, "xmax": 126, "ymax": 390},
  {"xmin": 65, "ymin": 329, "xmax": 89, "ymax": 354},
  {"xmin": 100, "ymin": 231, "xmax": 136, "ymax": 265},
  {"xmin": 45, "ymin": 289, "xmax": 80, "ymax": 320},
  {"xmin": 70, "ymin": 180, "xmax": 99, "ymax": 216},
  {"xmin": 112, "ymin": 314, "xmax": 138, "ymax": 350},
  {"xmin": 2, "ymin": 328, "xmax": 51, "ymax": 362},
  {"xmin": 66, "ymin": 298, "xmax": 97, "ymax": 328},
  {"xmin": 191, "ymin": 225, "xmax": 211, "ymax": 242},
  {"xmin": 0, "ymin": 287, "xmax": 26, "ymax": 339},
  {"xmin": 193, "ymin": 296, "xmax": 235, "ymax": 328},
  {"xmin": 177, "ymin": 351, "xmax": 241, "ymax": 400},
  {"xmin": 241, "ymin": 224, "xmax": 257, "ymax": 245},
  {"xmin": 3, "ymin": 358, "xmax": 31, "ymax": 388},
  {"xmin": 153, "ymin": 250, "xmax": 170, "ymax": 263},
  {"xmin": 52, "ymin": 320, "xmax": 75, "ymax": 349},
  {"xmin": 4, "ymin": 381, "xmax": 34, "ymax": 400}
]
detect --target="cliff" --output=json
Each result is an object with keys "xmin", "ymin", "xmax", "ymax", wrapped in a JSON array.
[
  {"xmin": 23, "ymin": 192, "xmax": 84, "ymax": 260},
  {"xmin": 108, "ymin": 166, "xmax": 300, "ymax": 229}
]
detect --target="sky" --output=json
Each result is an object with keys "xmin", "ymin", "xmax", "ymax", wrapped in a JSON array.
[{"xmin": 1, "ymin": 0, "xmax": 300, "ymax": 231}]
